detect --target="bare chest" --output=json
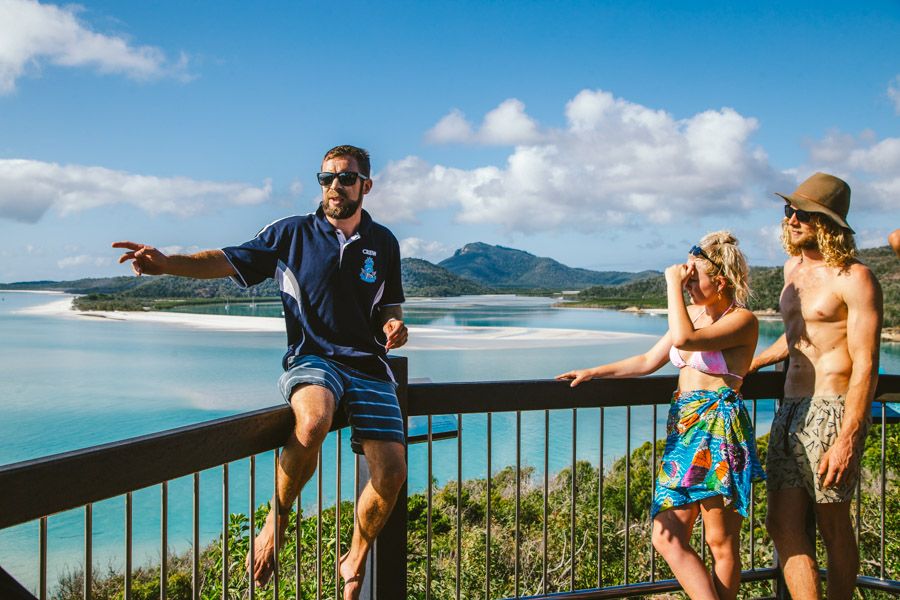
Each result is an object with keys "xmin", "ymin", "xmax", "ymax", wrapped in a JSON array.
[{"xmin": 780, "ymin": 266, "xmax": 847, "ymax": 327}]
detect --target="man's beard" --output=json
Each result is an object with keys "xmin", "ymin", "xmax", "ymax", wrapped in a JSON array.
[
  {"xmin": 794, "ymin": 229, "xmax": 818, "ymax": 250},
  {"xmin": 322, "ymin": 193, "xmax": 362, "ymax": 220}
]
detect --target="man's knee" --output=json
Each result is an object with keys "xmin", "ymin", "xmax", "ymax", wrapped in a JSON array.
[
  {"xmin": 367, "ymin": 443, "xmax": 407, "ymax": 494},
  {"xmin": 814, "ymin": 502, "xmax": 854, "ymax": 548},
  {"xmin": 289, "ymin": 385, "xmax": 335, "ymax": 447}
]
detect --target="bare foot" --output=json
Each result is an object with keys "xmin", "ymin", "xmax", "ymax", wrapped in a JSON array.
[
  {"xmin": 339, "ymin": 551, "xmax": 366, "ymax": 600},
  {"xmin": 246, "ymin": 509, "xmax": 288, "ymax": 587}
]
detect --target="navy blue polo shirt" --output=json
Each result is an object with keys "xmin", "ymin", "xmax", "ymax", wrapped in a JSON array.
[{"xmin": 221, "ymin": 207, "xmax": 404, "ymax": 382}]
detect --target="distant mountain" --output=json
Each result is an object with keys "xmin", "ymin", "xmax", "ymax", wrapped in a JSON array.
[
  {"xmin": 439, "ymin": 242, "xmax": 658, "ymax": 289},
  {"xmin": 401, "ymin": 258, "xmax": 492, "ymax": 297}
]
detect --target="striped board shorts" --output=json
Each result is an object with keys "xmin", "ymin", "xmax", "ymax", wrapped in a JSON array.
[{"xmin": 278, "ymin": 355, "xmax": 405, "ymax": 454}]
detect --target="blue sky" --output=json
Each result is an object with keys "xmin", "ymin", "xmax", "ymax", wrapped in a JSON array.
[{"xmin": 1, "ymin": 0, "xmax": 898, "ymax": 282}]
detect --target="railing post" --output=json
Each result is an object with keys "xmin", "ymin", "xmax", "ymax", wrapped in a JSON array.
[
  {"xmin": 766, "ymin": 359, "xmax": 792, "ymax": 600},
  {"xmin": 370, "ymin": 356, "xmax": 408, "ymax": 600}
]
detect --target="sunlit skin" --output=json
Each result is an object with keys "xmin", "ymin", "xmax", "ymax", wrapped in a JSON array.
[
  {"xmin": 889, "ymin": 229, "xmax": 900, "ymax": 258},
  {"xmin": 557, "ymin": 251, "xmax": 758, "ymax": 600},
  {"xmin": 320, "ymin": 155, "xmax": 368, "ymax": 226},
  {"xmin": 751, "ymin": 207, "xmax": 883, "ymax": 600}
]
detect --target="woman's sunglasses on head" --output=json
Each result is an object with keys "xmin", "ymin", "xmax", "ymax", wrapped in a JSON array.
[
  {"xmin": 784, "ymin": 204, "xmax": 813, "ymax": 223},
  {"xmin": 317, "ymin": 171, "xmax": 369, "ymax": 187},
  {"xmin": 689, "ymin": 245, "xmax": 723, "ymax": 271}
]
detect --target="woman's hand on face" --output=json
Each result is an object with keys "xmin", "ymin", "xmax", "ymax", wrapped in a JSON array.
[{"xmin": 664, "ymin": 263, "xmax": 694, "ymax": 287}]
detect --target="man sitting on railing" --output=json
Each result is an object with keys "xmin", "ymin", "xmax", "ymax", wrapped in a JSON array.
[
  {"xmin": 751, "ymin": 173, "xmax": 883, "ymax": 600},
  {"xmin": 112, "ymin": 144, "xmax": 409, "ymax": 600}
]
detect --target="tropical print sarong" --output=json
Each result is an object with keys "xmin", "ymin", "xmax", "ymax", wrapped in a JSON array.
[{"xmin": 652, "ymin": 387, "xmax": 765, "ymax": 517}]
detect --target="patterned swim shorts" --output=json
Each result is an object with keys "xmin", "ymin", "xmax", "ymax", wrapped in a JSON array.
[
  {"xmin": 766, "ymin": 396, "xmax": 868, "ymax": 503},
  {"xmin": 278, "ymin": 355, "xmax": 405, "ymax": 454}
]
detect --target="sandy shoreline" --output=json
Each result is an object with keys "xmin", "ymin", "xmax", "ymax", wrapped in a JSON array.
[{"xmin": 14, "ymin": 296, "xmax": 657, "ymax": 350}]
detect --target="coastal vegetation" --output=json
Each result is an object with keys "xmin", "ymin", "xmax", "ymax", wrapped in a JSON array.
[{"xmin": 50, "ymin": 428, "xmax": 897, "ymax": 599}]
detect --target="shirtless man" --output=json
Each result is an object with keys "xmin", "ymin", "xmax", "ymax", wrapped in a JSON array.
[{"xmin": 751, "ymin": 172, "xmax": 883, "ymax": 600}]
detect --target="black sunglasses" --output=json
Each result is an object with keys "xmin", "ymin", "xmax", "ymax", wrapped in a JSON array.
[
  {"xmin": 317, "ymin": 171, "xmax": 369, "ymax": 187},
  {"xmin": 689, "ymin": 245, "xmax": 722, "ymax": 271},
  {"xmin": 784, "ymin": 204, "xmax": 813, "ymax": 223}
]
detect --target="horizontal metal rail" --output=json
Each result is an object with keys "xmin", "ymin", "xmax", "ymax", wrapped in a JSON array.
[
  {"xmin": 512, "ymin": 567, "xmax": 779, "ymax": 599},
  {"xmin": 1, "ymin": 369, "xmax": 898, "ymax": 598}
]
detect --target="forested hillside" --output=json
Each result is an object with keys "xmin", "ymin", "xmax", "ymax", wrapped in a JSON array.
[
  {"xmin": 574, "ymin": 246, "xmax": 899, "ymax": 327},
  {"xmin": 439, "ymin": 242, "xmax": 657, "ymax": 289}
]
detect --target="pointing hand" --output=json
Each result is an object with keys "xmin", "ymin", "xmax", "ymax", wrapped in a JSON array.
[{"xmin": 112, "ymin": 241, "xmax": 169, "ymax": 276}]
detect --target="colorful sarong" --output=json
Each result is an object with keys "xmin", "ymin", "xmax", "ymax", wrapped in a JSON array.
[{"xmin": 652, "ymin": 387, "xmax": 765, "ymax": 517}]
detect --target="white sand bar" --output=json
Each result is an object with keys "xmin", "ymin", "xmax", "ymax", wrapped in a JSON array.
[{"xmin": 16, "ymin": 296, "xmax": 656, "ymax": 349}]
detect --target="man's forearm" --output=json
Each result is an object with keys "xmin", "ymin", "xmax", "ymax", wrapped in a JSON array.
[
  {"xmin": 166, "ymin": 250, "xmax": 236, "ymax": 279},
  {"xmin": 751, "ymin": 333, "xmax": 789, "ymax": 370},
  {"xmin": 839, "ymin": 365, "xmax": 879, "ymax": 447},
  {"xmin": 378, "ymin": 305, "xmax": 403, "ymax": 327}
]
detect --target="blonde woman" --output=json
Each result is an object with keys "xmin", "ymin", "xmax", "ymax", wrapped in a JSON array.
[{"xmin": 557, "ymin": 231, "xmax": 764, "ymax": 600}]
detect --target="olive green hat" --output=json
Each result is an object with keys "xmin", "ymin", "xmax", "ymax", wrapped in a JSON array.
[{"xmin": 775, "ymin": 172, "xmax": 853, "ymax": 233}]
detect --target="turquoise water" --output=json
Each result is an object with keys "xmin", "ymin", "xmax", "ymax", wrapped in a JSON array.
[{"xmin": 2, "ymin": 291, "xmax": 897, "ymax": 592}]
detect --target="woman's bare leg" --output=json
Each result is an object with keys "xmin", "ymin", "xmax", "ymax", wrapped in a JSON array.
[
  {"xmin": 700, "ymin": 497, "xmax": 744, "ymax": 600},
  {"xmin": 652, "ymin": 502, "xmax": 720, "ymax": 600}
]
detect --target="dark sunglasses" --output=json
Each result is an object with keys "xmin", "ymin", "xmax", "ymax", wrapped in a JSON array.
[
  {"xmin": 689, "ymin": 245, "xmax": 722, "ymax": 271},
  {"xmin": 784, "ymin": 204, "xmax": 813, "ymax": 223},
  {"xmin": 317, "ymin": 171, "xmax": 369, "ymax": 187}
]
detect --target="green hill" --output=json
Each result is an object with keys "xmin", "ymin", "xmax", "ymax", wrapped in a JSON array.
[
  {"xmin": 401, "ymin": 258, "xmax": 492, "ymax": 297},
  {"xmin": 574, "ymin": 246, "xmax": 899, "ymax": 328},
  {"xmin": 439, "ymin": 242, "xmax": 657, "ymax": 289}
]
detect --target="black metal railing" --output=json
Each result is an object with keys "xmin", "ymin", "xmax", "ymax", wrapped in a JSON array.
[{"xmin": 0, "ymin": 359, "xmax": 897, "ymax": 599}]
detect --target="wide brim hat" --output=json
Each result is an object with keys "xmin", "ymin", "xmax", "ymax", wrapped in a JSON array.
[{"xmin": 775, "ymin": 172, "xmax": 854, "ymax": 233}]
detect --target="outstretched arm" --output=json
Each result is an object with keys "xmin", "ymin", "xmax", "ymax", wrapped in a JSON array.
[
  {"xmin": 749, "ymin": 334, "xmax": 789, "ymax": 373},
  {"xmin": 818, "ymin": 266, "xmax": 883, "ymax": 489},
  {"xmin": 556, "ymin": 332, "xmax": 672, "ymax": 387},
  {"xmin": 113, "ymin": 241, "xmax": 236, "ymax": 279}
]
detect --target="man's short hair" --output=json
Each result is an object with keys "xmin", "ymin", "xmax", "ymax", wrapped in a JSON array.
[{"xmin": 323, "ymin": 145, "xmax": 371, "ymax": 177}]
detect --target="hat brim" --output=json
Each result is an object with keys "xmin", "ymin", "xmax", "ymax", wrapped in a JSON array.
[{"xmin": 775, "ymin": 193, "xmax": 854, "ymax": 233}]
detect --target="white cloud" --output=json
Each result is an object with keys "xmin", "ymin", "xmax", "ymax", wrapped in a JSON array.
[
  {"xmin": 426, "ymin": 99, "xmax": 542, "ymax": 145},
  {"xmin": 889, "ymin": 76, "xmax": 900, "ymax": 115},
  {"xmin": 0, "ymin": 159, "xmax": 272, "ymax": 223},
  {"xmin": 374, "ymin": 89, "xmax": 773, "ymax": 233},
  {"xmin": 399, "ymin": 237, "xmax": 451, "ymax": 262},
  {"xmin": 159, "ymin": 245, "xmax": 200, "ymax": 256},
  {"xmin": 0, "ymin": 0, "xmax": 190, "ymax": 94},
  {"xmin": 57, "ymin": 254, "xmax": 111, "ymax": 269},
  {"xmin": 802, "ymin": 130, "xmax": 900, "ymax": 212},
  {"xmin": 425, "ymin": 109, "xmax": 473, "ymax": 143}
]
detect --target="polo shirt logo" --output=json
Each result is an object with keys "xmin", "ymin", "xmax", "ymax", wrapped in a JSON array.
[
  {"xmin": 362, "ymin": 248, "xmax": 377, "ymax": 256},
  {"xmin": 360, "ymin": 256, "xmax": 377, "ymax": 283}
]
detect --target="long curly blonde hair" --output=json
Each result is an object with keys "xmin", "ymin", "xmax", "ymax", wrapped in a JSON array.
[
  {"xmin": 781, "ymin": 214, "xmax": 857, "ymax": 268},
  {"xmin": 695, "ymin": 230, "xmax": 751, "ymax": 308}
]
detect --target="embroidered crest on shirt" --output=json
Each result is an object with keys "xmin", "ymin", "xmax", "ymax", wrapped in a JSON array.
[{"xmin": 360, "ymin": 256, "xmax": 377, "ymax": 283}]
